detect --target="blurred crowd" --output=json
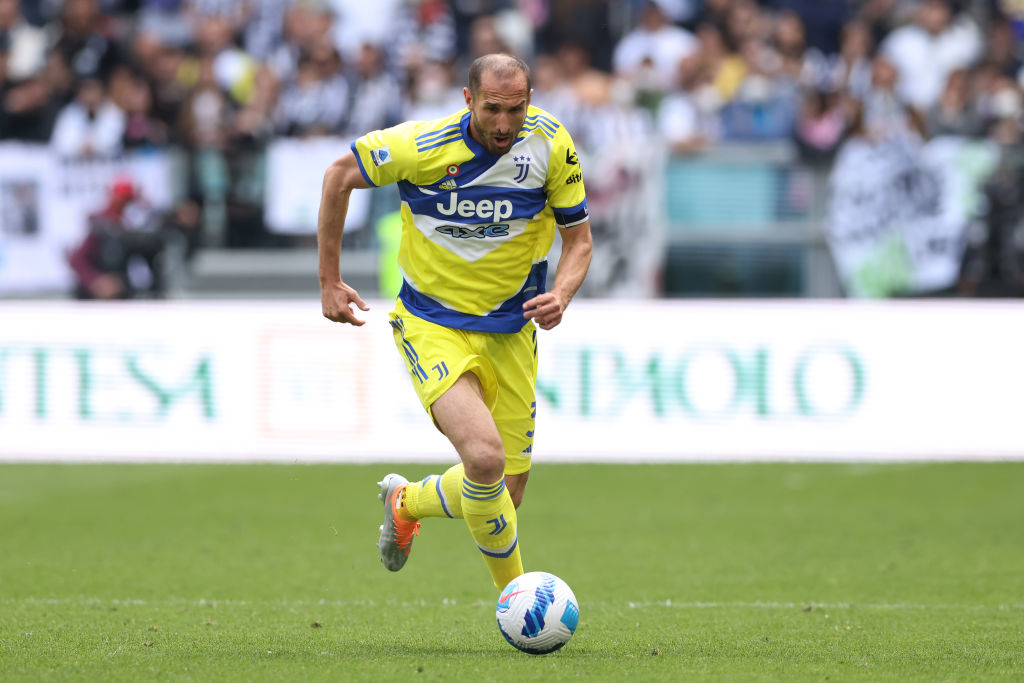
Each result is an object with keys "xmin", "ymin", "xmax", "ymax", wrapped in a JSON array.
[{"xmin": 3, "ymin": 0, "xmax": 1024, "ymax": 296}]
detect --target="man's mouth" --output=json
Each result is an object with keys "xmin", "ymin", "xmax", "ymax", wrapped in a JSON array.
[{"xmin": 494, "ymin": 133, "xmax": 512, "ymax": 148}]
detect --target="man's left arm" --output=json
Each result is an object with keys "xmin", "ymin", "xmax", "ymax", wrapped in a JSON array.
[{"xmin": 523, "ymin": 220, "xmax": 593, "ymax": 330}]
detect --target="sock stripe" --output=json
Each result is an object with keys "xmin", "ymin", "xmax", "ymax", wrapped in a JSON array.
[
  {"xmin": 477, "ymin": 536, "xmax": 518, "ymax": 558},
  {"xmin": 462, "ymin": 478, "xmax": 503, "ymax": 493},
  {"xmin": 462, "ymin": 483, "xmax": 505, "ymax": 500},
  {"xmin": 431, "ymin": 475, "xmax": 454, "ymax": 518}
]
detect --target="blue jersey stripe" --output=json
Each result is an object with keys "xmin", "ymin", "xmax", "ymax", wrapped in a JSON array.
[
  {"xmin": 399, "ymin": 261, "xmax": 547, "ymax": 333},
  {"xmin": 525, "ymin": 114, "xmax": 559, "ymax": 133},
  {"xmin": 350, "ymin": 141, "xmax": 377, "ymax": 187},
  {"xmin": 415, "ymin": 123, "xmax": 461, "ymax": 143},
  {"xmin": 518, "ymin": 124, "xmax": 556, "ymax": 140},
  {"xmin": 417, "ymin": 133, "xmax": 463, "ymax": 152},
  {"xmin": 525, "ymin": 113, "xmax": 558, "ymax": 126},
  {"xmin": 402, "ymin": 185, "xmax": 547, "ymax": 224}
]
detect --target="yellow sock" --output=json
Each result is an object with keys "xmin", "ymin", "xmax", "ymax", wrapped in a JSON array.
[
  {"xmin": 461, "ymin": 476, "xmax": 523, "ymax": 589},
  {"xmin": 403, "ymin": 464, "xmax": 464, "ymax": 520}
]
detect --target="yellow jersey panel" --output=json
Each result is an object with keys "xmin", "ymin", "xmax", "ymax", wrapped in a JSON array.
[{"xmin": 351, "ymin": 106, "xmax": 589, "ymax": 332}]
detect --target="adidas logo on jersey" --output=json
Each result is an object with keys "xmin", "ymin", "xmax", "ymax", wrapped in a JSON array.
[{"xmin": 438, "ymin": 178, "xmax": 457, "ymax": 191}]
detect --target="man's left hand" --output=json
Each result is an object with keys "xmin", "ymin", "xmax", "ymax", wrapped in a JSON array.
[{"xmin": 523, "ymin": 292, "xmax": 566, "ymax": 330}]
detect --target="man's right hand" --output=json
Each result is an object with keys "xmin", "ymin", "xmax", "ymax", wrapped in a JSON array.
[{"xmin": 321, "ymin": 280, "xmax": 370, "ymax": 326}]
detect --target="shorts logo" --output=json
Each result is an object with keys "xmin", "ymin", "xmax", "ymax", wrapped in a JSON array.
[
  {"xmin": 513, "ymin": 154, "xmax": 532, "ymax": 183},
  {"xmin": 370, "ymin": 146, "xmax": 392, "ymax": 166}
]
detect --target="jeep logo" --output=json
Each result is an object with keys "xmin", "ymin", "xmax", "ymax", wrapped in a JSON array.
[
  {"xmin": 436, "ymin": 192, "xmax": 513, "ymax": 221},
  {"xmin": 436, "ymin": 224, "xmax": 510, "ymax": 239}
]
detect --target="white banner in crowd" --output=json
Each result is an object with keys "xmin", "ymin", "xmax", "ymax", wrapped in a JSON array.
[
  {"xmin": 1, "ymin": 300, "xmax": 1021, "ymax": 462},
  {"xmin": 826, "ymin": 135, "xmax": 999, "ymax": 298},
  {"xmin": 263, "ymin": 137, "xmax": 371, "ymax": 234},
  {"xmin": 0, "ymin": 144, "xmax": 180, "ymax": 294}
]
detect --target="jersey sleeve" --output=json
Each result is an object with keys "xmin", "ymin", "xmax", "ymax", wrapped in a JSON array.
[
  {"xmin": 350, "ymin": 121, "xmax": 420, "ymax": 187},
  {"xmin": 544, "ymin": 126, "xmax": 589, "ymax": 228}
]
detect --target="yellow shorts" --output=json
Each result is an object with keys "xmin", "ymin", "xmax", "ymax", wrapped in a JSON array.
[{"xmin": 389, "ymin": 299, "xmax": 537, "ymax": 475}]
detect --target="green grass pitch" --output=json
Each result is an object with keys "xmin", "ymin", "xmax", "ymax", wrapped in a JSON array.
[{"xmin": 1, "ymin": 461, "xmax": 1022, "ymax": 681}]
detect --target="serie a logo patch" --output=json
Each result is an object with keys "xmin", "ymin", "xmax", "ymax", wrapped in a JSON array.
[{"xmin": 371, "ymin": 146, "xmax": 392, "ymax": 166}]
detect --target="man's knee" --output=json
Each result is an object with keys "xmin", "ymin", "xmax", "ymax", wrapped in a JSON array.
[{"xmin": 462, "ymin": 434, "xmax": 505, "ymax": 483}]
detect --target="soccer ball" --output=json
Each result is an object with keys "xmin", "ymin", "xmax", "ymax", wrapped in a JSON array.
[{"xmin": 495, "ymin": 571, "xmax": 579, "ymax": 655}]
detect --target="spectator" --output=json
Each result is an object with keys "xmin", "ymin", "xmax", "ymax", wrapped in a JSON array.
[
  {"xmin": 403, "ymin": 59, "xmax": 464, "ymax": 122},
  {"xmin": 613, "ymin": 0, "xmax": 699, "ymax": 100},
  {"xmin": 0, "ymin": 0, "xmax": 46, "ymax": 81},
  {"xmin": 179, "ymin": 57, "xmax": 231, "ymax": 150},
  {"xmin": 231, "ymin": 63, "xmax": 278, "ymax": 144},
  {"xmin": 925, "ymin": 67, "xmax": 985, "ymax": 137},
  {"xmin": 265, "ymin": 0, "xmax": 334, "ymax": 85},
  {"xmin": 535, "ymin": 0, "xmax": 619, "ymax": 72},
  {"xmin": 67, "ymin": 178, "xmax": 185, "ymax": 299},
  {"xmin": 190, "ymin": 8, "xmax": 258, "ymax": 107},
  {"xmin": 116, "ymin": 67, "xmax": 170, "ymax": 149},
  {"xmin": 569, "ymin": 69, "xmax": 654, "ymax": 154},
  {"xmin": 273, "ymin": 41, "xmax": 348, "ymax": 137},
  {"xmin": 879, "ymin": 0, "xmax": 983, "ymax": 111},
  {"xmin": 390, "ymin": 0, "xmax": 458, "ymax": 75},
  {"xmin": 136, "ymin": 0, "xmax": 193, "ymax": 49},
  {"xmin": 240, "ymin": 0, "xmax": 291, "ymax": 62},
  {"xmin": 960, "ymin": 93, "xmax": 1024, "ymax": 297},
  {"xmin": 823, "ymin": 18, "xmax": 875, "ymax": 99},
  {"xmin": 693, "ymin": 20, "xmax": 746, "ymax": 105},
  {"xmin": 1, "ymin": 64, "xmax": 60, "ymax": 142},
  {"xmin": 656, "ymin": 53, "xmax": 721, "ymax": 154},
  {"xmin": 343, "ymin": 42, "xmax": 403, "ymax": 138},
  {"xmin": 794, "ymin": 87, "xmax": 853, "ymax": 163},
  {"xmin": 764, "ymin": 0, "xmax": 851, "ymax": 56},
  {"xmin": 689, "ymin": 0, "xmax": 734, "ymax": 30},
  {"xmin": 133, "ymin": 39, "xmax": 191, "ymax": 145},
  {"xmin": 771, "ymin": 8, "xmax": 811, "ymax": 84},
  {"xmin": 529, "ymin": 51, "xmax": 579, "ymax": 121},
  {"xmin": 719, "ymin": 38, "xmax": 800, "ymax": 141},
  {"xmin": 724, "ymin": 0, "xmax": 770, "ymax": 48},
  {"xmin": 51, "ymin": 0, "xmax": 123, "ymax": 83},
  {"xmin": 981, "ymin": 14, "xmax": 1021, "ymax": 79},
  {"xmin": 852, "ymin": 54, "xmax": 927, "ymax": 143},
  {"xmin": 50, "ymin": 76, "xmax": 126, "ymax": 157}
]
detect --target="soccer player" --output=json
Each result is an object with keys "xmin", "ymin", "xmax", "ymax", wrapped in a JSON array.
[{"xmin": 317, "ymin": 53, "xmax": 593, "ymax": 591}]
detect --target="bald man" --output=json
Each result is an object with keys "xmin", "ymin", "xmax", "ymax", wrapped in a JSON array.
[{"xmin": 317, "ymin": 53, "xmax": 593, "ymax": 591}]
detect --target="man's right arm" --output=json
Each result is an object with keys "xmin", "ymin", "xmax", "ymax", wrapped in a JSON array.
[{"xmin": 317, "ymin": 150, "xmax": 374, "ymax": 325}]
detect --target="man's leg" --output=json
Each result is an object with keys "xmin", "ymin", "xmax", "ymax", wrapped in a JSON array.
[
  {"xmin": 404, "ymin": 463, "xmax": 465, "ymax": 519},
  {"xmin": 432, "ymin": 372, "xmax": 523, "ymax": 589},
  {"xmin": 504, "ymin": 471, "xmax": 529, "ymax": 509},
  {"xmin": 404, "ymin": 466, "xmax": 529, "ymax": 519}
]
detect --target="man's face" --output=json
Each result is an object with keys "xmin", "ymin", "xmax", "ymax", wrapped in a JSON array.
[{"xmin": 465, "ymin": 70, "xmax": 531, "ymax": 156}]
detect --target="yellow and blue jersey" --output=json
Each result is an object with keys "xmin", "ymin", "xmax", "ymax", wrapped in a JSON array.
[{"xmin": 351, "ymin": 105, "xmax": 588, "ymax": 333}]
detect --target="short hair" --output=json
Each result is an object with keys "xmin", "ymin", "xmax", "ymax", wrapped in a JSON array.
[{"xmin": 468, "ymin": 53, "xmax": 532, "ymax": 96}]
